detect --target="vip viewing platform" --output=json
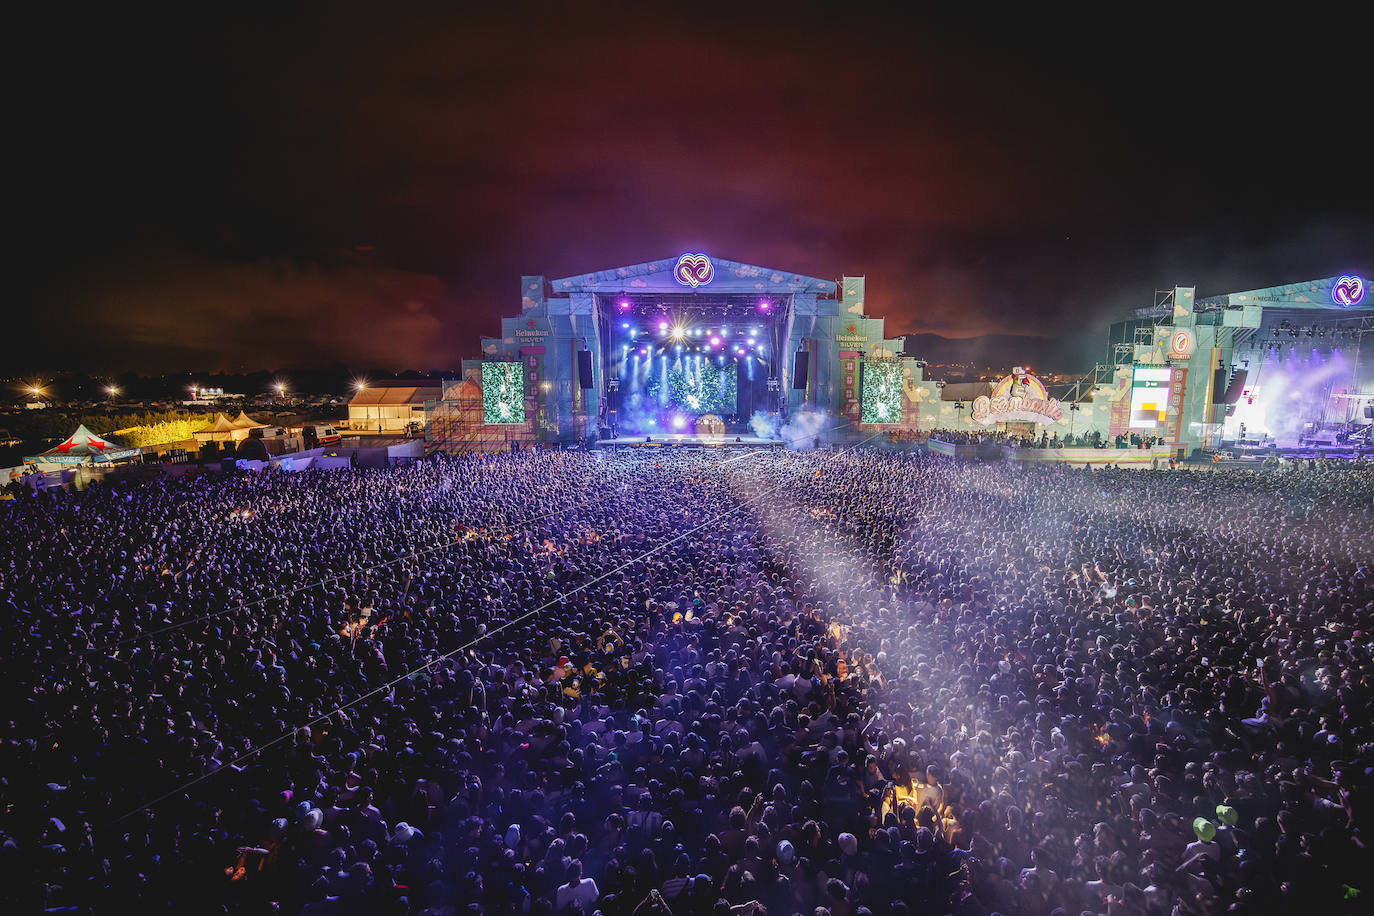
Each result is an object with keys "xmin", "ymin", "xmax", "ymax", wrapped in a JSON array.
[{"xmin": 925, "ymin": 429, "xmax": 1182, "ymax": 466}]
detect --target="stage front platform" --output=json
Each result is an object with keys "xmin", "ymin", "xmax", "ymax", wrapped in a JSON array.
[
  {"xmin": 596, "ymin": 433, "xmax": 784, "ymax": 449},
  {"xmin": 1213, "ymin": 442, "xmax": 1374, "ymax": 462}
]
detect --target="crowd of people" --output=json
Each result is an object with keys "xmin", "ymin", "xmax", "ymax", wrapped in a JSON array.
[
  {"xmin": 923, "ymin": 429, "xmax": 1058, "ymax": 448},
  {"xmin": 1, "ymin": 448, "xmax": 1371, "ymax": 915},
  {"xmin": 924, "ymin": 429, "xmax": 1167, "ymax": 451}
]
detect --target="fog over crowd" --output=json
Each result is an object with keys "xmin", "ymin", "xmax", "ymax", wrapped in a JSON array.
[{"xmin": 1, "ymin": 448, "xmax": 1371, "ymax": 915}]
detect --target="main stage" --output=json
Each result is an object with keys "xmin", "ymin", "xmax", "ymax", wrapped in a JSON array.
[
  {"xmin": 596, "ymin": 433, "xmax": 784, "ymax": 449},
  {"xmin": 436, "ymin": 253, "xmax": 911, "ymax": 453}
]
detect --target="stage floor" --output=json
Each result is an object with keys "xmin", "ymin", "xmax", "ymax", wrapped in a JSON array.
[{"xmin": 596, "ymin": 433, "xmax": 783, "ymax": 448}]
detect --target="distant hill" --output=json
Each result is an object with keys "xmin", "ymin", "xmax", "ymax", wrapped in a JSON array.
[{"xmin": 901, "ymin": 332, "xmax": 1094, "ymax": 373}]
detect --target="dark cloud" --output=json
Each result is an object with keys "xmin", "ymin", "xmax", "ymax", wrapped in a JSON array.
[
  {"xmin": 72, "ymin": 247, "xmax": 455, "ymax": 372},
  {"xmin": 12, "ymin": 5, "xmax": 1371, "ymax": 374}
]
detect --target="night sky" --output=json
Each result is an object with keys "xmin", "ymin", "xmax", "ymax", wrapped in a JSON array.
[{"xmin": 13, "ymin": 5, "xmax": 1371, "ymax": 375}]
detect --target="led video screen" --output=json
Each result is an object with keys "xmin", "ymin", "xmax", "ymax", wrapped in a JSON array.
[
  {"xmin": 646, "ymin": 362, "xmax": 738, "ymax": 415},
  {"xmin": 861, "ymin": 359, "xmax": 903, "ymax": 424},
  {"xmin": 1130, "ymin": 367, "xmax": 1172, "ymax": 428},
  {"xmin": 482, "ymin": 361, "xmax": 526, "ymax": 424}
]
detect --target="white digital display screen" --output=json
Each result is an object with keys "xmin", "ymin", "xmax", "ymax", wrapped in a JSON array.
[{"xmin": 1130, "ymin": 367, "xmax": 1172, "ymax": 428}]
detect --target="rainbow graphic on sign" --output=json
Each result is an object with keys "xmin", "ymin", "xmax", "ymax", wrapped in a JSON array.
[
  {"xmin": 988, "ymin": 369, "xmax": 1049, "ymax": 402},
  {"xmin": 971, "ymin": 368, "xmax": 1065, "ymax": 426}
]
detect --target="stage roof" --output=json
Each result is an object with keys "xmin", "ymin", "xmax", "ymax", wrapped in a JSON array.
[
  {"xmin": 1193, "ymin": 276, "xmax": 1368, "ymax": 311},
  {"xmin": 550, "ymin": 255, "xmax": 836, "ymax": 297}
]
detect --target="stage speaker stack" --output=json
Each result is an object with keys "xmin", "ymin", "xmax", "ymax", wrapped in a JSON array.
[
  {"xmin": 792, "ymin": 351, "xmax": 810, "ymax": 390},
  {"xmin": 738, "ymin": 376, "xmax": 753, "ymax": 418},
  {"xmin": 577, "ymin": 350, "xmax": 593, "ymax": 388},
  {"xmin": 1212, "ymin": 366, "xmax": 1228, "ymax": 402}
]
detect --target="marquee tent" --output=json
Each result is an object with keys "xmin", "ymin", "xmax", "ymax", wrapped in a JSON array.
[
  {"xmin": 193, "ymin": 413, "xmax": 244, "ymax": 443},
  {"xmin": 25, "ymin": 424, "xmax": 141, "ymax": 466}
]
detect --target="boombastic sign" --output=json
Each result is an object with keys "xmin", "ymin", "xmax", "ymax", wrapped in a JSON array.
[{"xmin": 971, "ymin": 369, "xmax": 1066, "ymax": 426}]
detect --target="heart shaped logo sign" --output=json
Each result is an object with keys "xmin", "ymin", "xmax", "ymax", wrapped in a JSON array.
[
  {"xmin": 1332, "ymin": 275, "xmax": 1365, "ymax": 308},
  {"xmin": 674, "ymin": 253, "xmax": 714, "ymax": 288}
]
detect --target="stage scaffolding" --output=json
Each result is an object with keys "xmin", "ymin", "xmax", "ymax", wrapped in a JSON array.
[{"xmin": 425, "ymin": 377, "xmax": 543, "ymax": 453}]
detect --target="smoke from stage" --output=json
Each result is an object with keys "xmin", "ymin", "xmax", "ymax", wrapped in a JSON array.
[{"xmin": 1228, "ymin": 346, "xmax": 1356, "ymax": 443}]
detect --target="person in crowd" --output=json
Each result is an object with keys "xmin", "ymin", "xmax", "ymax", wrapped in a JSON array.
[{"xmin": 0, "ymin": 447, "xmax": 1370, "ymax": 914}]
